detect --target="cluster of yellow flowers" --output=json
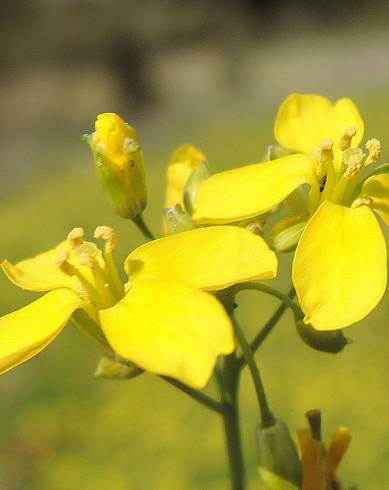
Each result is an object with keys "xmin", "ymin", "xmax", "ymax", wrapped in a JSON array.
[
  {"xmin": 2, "ymin": 92, "xmax": 386, "ymax": 489},
  {"xmin": 0, "ymin": 93, "xmax": 388, "ymax": 393}
]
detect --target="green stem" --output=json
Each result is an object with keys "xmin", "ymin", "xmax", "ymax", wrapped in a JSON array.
[
  {"xmin": 236, "ymin": 287, "xmax": 296, "ymax": 369},
  {"xmin": 232, "ymin": 316, "xmax": 275, "ymax": 428},
  {"xmin": 230, "ymin": 283, "xmax": 302, "ymax": 319},
  {"xmin": 219, "ymin": 355, "xmax": 246, "ymax": 490},
  {"xmin": 133, "ymin": 213, "xmax": 156, "ymax": 240},
  {"xmin": 163, "ymin": 377, "xmax": 224, "ymax": 414}
]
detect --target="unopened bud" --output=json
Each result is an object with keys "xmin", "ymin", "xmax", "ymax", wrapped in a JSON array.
[
  {"xmin": 256, "ymin": 418, "xmax": 302, "ymax": 489},
  {"xmin": 296, "ymin": 320, "xmax": 349, "ymax": 353},
  {"xmin": 164, "ymin": 204, "xmax": 196, "ymax": 235},
  {"xmin": 165, "ymin": 144, "xmax": 207, "ymax": 210},
  {"xmin": 85, "ymin": 113, "xmax": 147, "ymax": 219},
  {"xmin": 183, "ymin": 161, "xmax": 210, "ymax": 215},
  {"xmin": 94, "ymin": 356, "xmax": 144, "ymax": 380}
]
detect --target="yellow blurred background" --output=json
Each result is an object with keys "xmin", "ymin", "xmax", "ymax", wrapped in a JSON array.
[{"xmin": 1, "ymin": 1, "xmax": 389, "ymax": 488}]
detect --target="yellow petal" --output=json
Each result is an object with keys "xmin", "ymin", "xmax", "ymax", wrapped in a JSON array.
[
  {"xmin": 293, "ymin": 201, "xmax": 387, "ymax": 330},
  {"xmin": 0, "ymin": 289, "xmax": 82, "ymax": 374},
  {"xmin": 1, "ymin": 242, "xmax": 77, "ymax": 292},
  {"xmin": 193, "ymin": 154, "xmax": 317, "ymax": 225},
  {"xmin": 274, "ymin": 93, "xmax": 364, "ymax": 159},
  {"xmin": 328, "ymin": 427, "xmax": 351, "ymax": 473},
  {"xmin": 165, "ymin": 144, "xmax": 207, "ymax": 209},
  {"xmin": 93, "ymin": 113, "xmax": 137, "ymax": 169},
  {"xmin": 360, "ymin": 173, "xmax": 389, "ymax": 226},
  {"xmin": 125, "ymin": 226, "xmax": 277, "ymax": 290},
  {"xmin": 99, "ymin": 278, "xmax": 234, "ymax": 388}
]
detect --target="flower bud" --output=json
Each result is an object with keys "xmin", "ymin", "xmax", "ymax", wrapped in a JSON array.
[
  {"xmin": 85, "ymin": 113, "xmax": 147, "ymax": 219},
  {"xmin": 271, "ymin": 216, "xmax": 307, "ymax": 253},
  {"xmin": 256, "ymin": 418, "xmax": 302, "ymax": 489},
  {"xmin": 164, "ymin": 204, "xmax": 196, "ymax": 235},
  {"xmin": 183, "ymin": 160, "xmax": 210, "ymax": 215},
  {"xmin": 165, "ymin": 144, "xmax": 207, "ymax": 211},
  {"xmin": 94, "ymin": 356, "xmax": 144, "ymax": 380},
  {"xmin": 295, "ymin": 320, "xmax": 349, "ymax": 353}
]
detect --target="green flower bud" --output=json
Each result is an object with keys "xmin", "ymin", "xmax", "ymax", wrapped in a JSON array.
[
  {"xmin": 94, "ymin": 356, "xmax": 144, "ymax": 380},
  {"xmin": 256, "ymin": 418, "xmax": 302, "ymax": 490},
  {"xmin": 85, "ymin": 113, "xmax": 147, "ymax": 219},
  {"xmin": 296, "ymin": 320, "xmax": 349, "ymax": 353},
  {"xmin": 183, "ymin": 161, "xmax": 210, "ymax": 215},
  {"xmin": 271, "ymin": 216, "xmax": 307, "ymax": 253},
  {"xmin": 164, "ymin": 204, "xmax": 196, "ymax": 235}
]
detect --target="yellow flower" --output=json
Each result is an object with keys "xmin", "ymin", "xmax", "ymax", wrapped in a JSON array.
[
  {"xmin": 298, "ymin": 410, "xmax": 351, "ymax": 490},
  {"xmin": 0, "ymin": 226, "xmax": 277, "ymax": 388},
  {"xmin": 193, "ymin": 93, "xmax": 388, "ymax": 330},
  {"xmin": 86, "ymin": 113, "xmax": 147, "ymax": 219}
]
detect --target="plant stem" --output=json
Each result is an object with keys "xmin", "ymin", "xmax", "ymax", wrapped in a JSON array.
[
  {"xmin": 236, "ymin": 286, "xmax": 296, "ymax": 370},
  {"xmin": 162, "ymin": 377, "xmax": 224, "ymax": 414},
  {"xmin": 232, "ymin": 316, "xmax": 275, "ymax": 428},
  {"xmin": 230, "ymin": 283, "xmax": 301, "ymax": 318},
  {"xmin": 133, "ymin": 213, "xmax": 156, "ymax": 240},
  {"xmin": 219, "ymin": 355, "xmax": 246, "ymax": 490}
]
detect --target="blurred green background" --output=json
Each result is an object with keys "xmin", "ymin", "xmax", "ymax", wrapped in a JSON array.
[{"xmin": 1, "ymin": 1, "xmax": 389, "ymax": 488}]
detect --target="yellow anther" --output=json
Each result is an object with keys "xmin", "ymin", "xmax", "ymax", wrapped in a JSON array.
[
  {"xmin": 343, "ymin": 148, "xmax": 365, "ymax": 180},
  {"xmin": 315, "ymin": 139, "xmax": 334, "ymax": 177},
  {"xmin": 56, "ymin": 250, "xmax": 75, "ymax": 276},
  {"xmin": 67, "ymin": 227, "xmax": 85, "ymax": 248},
  {"xmin": 94, "ymin": 225, "xmax": 117, "ymax": 253},
  {"xmin": 339, "ymin": 127, "xmax": 357, "ymax": 151},
  {"xmin": 351, "ymin": 196, "xmax": 372, "ymax": 208},
  {"xmin": 365, "ymin": 138, "xmax": 382, "ymax": 166}
]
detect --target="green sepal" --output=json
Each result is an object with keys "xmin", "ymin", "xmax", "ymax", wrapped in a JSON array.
[
  {"xmin": 271, "ymin": 216, "xmax": 307, "ymax": 253},
  {"xmin": 164, "ymin": 204, "xmax": 196, "ymax": 235},
  {"xmin": 296, "ymin": 320, "xmax": 349, "ymax": 353},
  {"xmin": 256, "ymin": 418, "xmax": 302, "ymax": 489},
  {"xmin": 94, "ymin": 150, "xmax": 147, "ymax": 219},
  {"xmin": 95, "ymin": 356, "xmax": 144, "ymax": 380}
]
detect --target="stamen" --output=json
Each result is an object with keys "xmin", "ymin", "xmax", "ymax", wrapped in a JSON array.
[
  {"xmin": 56, "ymin": 250, "xmax": 76, "ymax": 276},
  {"xmin": 94, "ymin": 225, "xmax": 124, "ymax": 300},
  {"xmin": 56, "ymin": 248, "xmax": 102, "ymax": 307},
  {"xmin": 365, "ymin": 138, "xmax": 382, "ymax": 166},
  {"xmin": 94, "ymin": 226, "xmax": 117, "ymax": 253},
  {"xmin": 343, "ymin": 148, "xmax": 365, "ymax": 180},
  {"xmin": 315, "ymin": 139, "xmax": 333, "ymax": 178},
  {"xmin": 67, "ymin": 227, "xmax": 85, "ymax": 248},
  {"xmin": 74, "ymin": 283, "xmax": 91, "ymax": 303},
  {"xmin": 351, "ymin": 196, "xmax": 373, "ymax": 208},
  {"xmin": 339, "ymin": 127, "xmax": 357, "ymax": 151}
]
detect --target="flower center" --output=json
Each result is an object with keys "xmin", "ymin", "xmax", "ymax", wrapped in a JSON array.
[
  {"xmin": 56, "ymin": 226, "xmax": 124, "ymax": 309},
  {"xmin": 312, "ymin": 128, "xmax": 382, "ymax": 209}
]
